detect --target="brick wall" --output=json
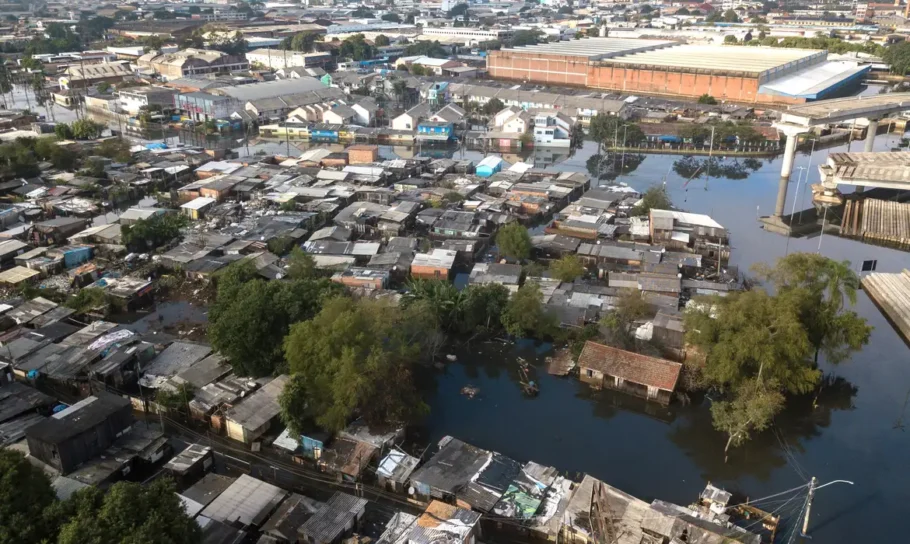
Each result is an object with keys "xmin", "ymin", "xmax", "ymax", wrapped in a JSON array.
[
  {"xmin": 487, "ymin": 51, "xmax": 807, "ymax": 105},
  {"xmin": 410, "ymin": 265, "xmax": 449, "ymax": 280}
]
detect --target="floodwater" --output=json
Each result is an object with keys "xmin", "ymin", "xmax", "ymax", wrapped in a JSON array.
[
  {"xmin": 422, "ymin": 135, "xmax": 910, "ymax": 543},
  {"xmin": 49, "ymin": 84, "xmax": 910, "ymax": 540}
]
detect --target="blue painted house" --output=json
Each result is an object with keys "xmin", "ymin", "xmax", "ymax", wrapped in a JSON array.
[
  {"xmin": 416, "ymin": 121, "xmax": 454, "ymax": 142},
  {"xmin": 476, "ymin": 156, "xmax": 504, "ymax": 178}
]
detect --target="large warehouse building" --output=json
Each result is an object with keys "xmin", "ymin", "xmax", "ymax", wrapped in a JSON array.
[{"xmin": 486, "ymin": 38, "xmax": 870, "ymax": 105}]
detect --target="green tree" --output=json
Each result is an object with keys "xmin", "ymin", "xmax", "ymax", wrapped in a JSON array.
[
  {"xmin": 209, "ymin": 33, "xmax": 248, "ymax": 56},
  {"xmin": 711, "ymin": 378, "xmax": 785, "ymax": 462},
  {"xmin": 381, "ymin": 13, "xmax": 400, "ymax": 23},
  {"xmin": 496, "ymin": 222, "xmax": 531, "ymax": 261},
  {"xmin": 54, "ymin": 122, "xmax": 74, "ymax": 140},
  {"xmin": 588, "ymin": 114, "xmax": 645, "ymax": 152},
  {"xmin": 600, "ymin": 288, "xmax": 651, "ymax": 350},
  {"xmin": 374, "ymin": 34, "xmax": 390, "ymax": 46},
  {"xmin": 697, "ymin": 93, "xmax": 718, "ymax": 105},
  {"xmin": 722, "ymin": 9, "xmax": 740, "ymax": 22},
  {"xmin": 404, "ymin": 40, "xmax": 448, "ymax": 58},
  {"xmin": 96, "ymin": 81, "xmax": 111, "ymax": 94},
  {"xmin": 52, "ymin": 479, "xmax": 201, "ymax": 544},
  {"xmin": 156, "ymin": 383, "xmax": 195, "ymax": 413},
  {"xmin": 287, "ymin": 246, "xmax": 317, "ymax": 280},
  {"xmin": 121, "ymin": 213, "xmax": 188, "ymax": 252},
  {"xmin": 403, "ymin": 279, "xmax": 465, "ymax": 332},
  {"xmin": 724, "ymin": 35, "xmax": 738, "ymax": 44},
  {"xmin": 340, "ymin": 34, "xmax": 374, "ymax": 61},
  {"xmin": 482, "ymin": 97, "xmax": 505, "ymax": 116},
  {"xmin": 631, "ymin": 184, "xmax": 672, "ymax": 216},
  {"xmin": 449, "ymin": 3, "xmax": 469, "ymax": 18},
  {"xmin": 0, "ymin": 450, "xmax": 58, "ymax": 544},
  {"xmin": 208, "ymin": 262, "xmax": 343, "ymax": 376},
  {"xmin": 409, "ymin": 64, "xmax": 427, "ymax": 76},
  {"xmin": 71, "ymin": 119, "xmax": 104, "ymax": 140},
  {"xmin": 281, "ymin": 297, "xmax": 431, "ymax": 433},
  {"xmin": 283, "ymin": 31, "xmax": 319, "ymax": 52},
  {"xmin": 392, "ymin": 79, "xmax": 409, "ymax": 107},
  {"xmin": 461, "ymin": 283, "xmax": 510, "ymax": 334},
  {"xmin": 753, "ymin": 253, "xmax": 872, "ymax": 363},
  {"xmin": 351, "ymin": 7, "xmax": 374, "ymax": 17},
  {"xmin": 884, "ymin": 41, "xmax": 910, "ymax": 75},
  {"xmin": 143, "ymin": 34, "xmax": 165, "ymax": 52},
  {"xmin": 96, "ymin": 137, "xmax": 133, "ymax": 163},
  {"xmin": 502, "ymin": 282, "xmax": 557, "ymax": 338},
  {"xmin": 549, "ymin": 254, "xmax": 585, "ymax": 282},
  {"xmin": 65, "ymin": 287, "xmax": 109, "ymax": 314},
  {"xmin": 510, "ymin": 29, "xmax": 544, "ymax": 47}
]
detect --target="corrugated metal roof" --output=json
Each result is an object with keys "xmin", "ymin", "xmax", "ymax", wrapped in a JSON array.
[{"xmin": 299, "ymin": 492, "xmax": 367, "ymax": 544}]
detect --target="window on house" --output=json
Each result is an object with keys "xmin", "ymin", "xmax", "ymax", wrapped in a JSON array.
[{"xmin": 586, "ymin": 369, "xmax": 594, "ymax": 378}]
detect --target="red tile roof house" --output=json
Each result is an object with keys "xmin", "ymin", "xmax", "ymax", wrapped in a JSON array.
[{"xmin": 577, "ymin": 341, "xmax": 682, "ymax": 405}]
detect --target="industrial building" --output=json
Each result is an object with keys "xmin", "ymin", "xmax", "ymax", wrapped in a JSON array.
[{"xmin": 487, "ymin": 38, "xmax": 870, "ymax": 105}]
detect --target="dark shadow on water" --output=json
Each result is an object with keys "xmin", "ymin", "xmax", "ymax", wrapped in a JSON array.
[{"xmin": 669, "ymin": 375, "xmax": 858, "ymax": 482}]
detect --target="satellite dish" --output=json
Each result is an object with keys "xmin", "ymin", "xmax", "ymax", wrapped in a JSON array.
[{"xmin": 408, "ymin": 486, "xmax": 415, "ymax": 495}]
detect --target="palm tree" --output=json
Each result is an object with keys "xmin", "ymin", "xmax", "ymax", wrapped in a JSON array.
[
  {"xmin": 392, "ymin": 79, "xmax": 409, "ymax": 109},
  {"xmin": 402, "ymin": 279, "xmax": 465, "ymax": 331}
]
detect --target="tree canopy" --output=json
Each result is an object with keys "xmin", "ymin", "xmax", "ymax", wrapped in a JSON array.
[
  {"xmin": 884, "ymin": 41, "xmax": 910, "ymax": 75},
  {"xmin": 281, "ymin": 297, "xmax": 431, "ymax": 433},
  {"xmin": 752, "ymin": 253, "xmax": 871, "ymax": 364},
  {"xmin": 549, "ymin": 254, "xmax": 586, "ymax": 282},
  {"xmin": 587, "ymin": 114, "xmax": 645, "ymax": 150},
  {"xmin": 496, "ymin": 222, "xmax": 532, "ymax": 261},
  {"xmin": 501, "ymin": 282, "xmax": 557, "ymax": 339},
  {"xmin": 121, "ymin": 213, "xmax": 188, "ymax": 252},
  {"xmin": 404, "ymin": 40, "xmax": 448, "ymax": 58},
  {"xmin": 0, "ymin": 450, "xmax": 57, "ymax": 544},
  {"xmin": 374, "ymin": 34, "xmax": 390, "ymax": 46},
  {"xmin": 631, "ymin": 185, "xmax": 672, "ymax": 216},
  {"xmin": 482, "ymin": 97, "xmax": 505, "ymax": 116},
  {"xmin": 340, "ymin": 34, "xmax": 374, "ymax": 61},
  {"xmin": 208, "ymin": 261, "xmax": 344, "ymax": 377},
  {"xmin": 53, "ymin": 479, "xmax": 201, "ymax": 544},
  {"xmin": 509, "ymin": 29, "xmax": 544, "ymax": 47}
]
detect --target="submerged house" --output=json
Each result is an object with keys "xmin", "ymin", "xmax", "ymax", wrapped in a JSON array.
[{"xmin": 576, "ymin": 341, "xmax": 682, "ymax": 405}]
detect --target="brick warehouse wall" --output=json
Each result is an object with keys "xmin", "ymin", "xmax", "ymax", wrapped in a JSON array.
[{"xmin": 487, "ymin": 51, "xmax": 807, "ymax": 106}]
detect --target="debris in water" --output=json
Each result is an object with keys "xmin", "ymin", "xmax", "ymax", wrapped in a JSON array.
[
  {"xmin": 446, "ymin": 354, "xmax": 457, "ymax": 362},
  {"xmin": 461, "ymin": 385, "xmax": 480, "ymax": 399}
]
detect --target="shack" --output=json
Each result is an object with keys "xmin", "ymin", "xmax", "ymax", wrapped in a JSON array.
[
  {"xmin": 25, "ymin": 393, "xmax": 134, "ymax": 474},
  {"xmin": 200, "ymin": 474, "xmax": 288, "ymax": 528},
  {"xmin": 224, "ymin": 375, "xmax": 289, "ymax": 444},
  {"xmin": 298, "ymin": 492, "xmax": 368, "ymax": 544},
  {"xmin": 577, "ymin": 341, "xmax": 682, "ymax": 405}
]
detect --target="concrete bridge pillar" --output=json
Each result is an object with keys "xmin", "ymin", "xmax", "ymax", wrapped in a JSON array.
[
  {"xmin": 774, "ymin": 129, "xmax": 803, "ymax": 217},
  {"xmin": 864, "ymin": 118, "xmax": 880, "ymax": 153},
  {"xmin": 856, "ymin": 118, "xmax": 880, "ymax": 194}
]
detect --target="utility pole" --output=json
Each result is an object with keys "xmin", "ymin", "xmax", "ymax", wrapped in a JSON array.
[{"xmin": 801, "ymin": 478, "xmax": 854, "ymax": 538}]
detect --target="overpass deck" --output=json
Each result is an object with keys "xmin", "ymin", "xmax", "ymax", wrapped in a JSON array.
[
  {"xmin": 819, "ymin": 152, "xmax": 910, "ymax": 190},
  {"xmin": 781, "ymin": 92, "xmax": 910, "ymax": 126}
]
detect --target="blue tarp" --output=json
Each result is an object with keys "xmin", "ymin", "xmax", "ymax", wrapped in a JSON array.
[{"xmin": 146, "ymin": 142, "xmax": 167, "ymax": 150}]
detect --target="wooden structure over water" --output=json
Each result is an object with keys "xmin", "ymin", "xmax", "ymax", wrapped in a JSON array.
[
  {"xmin": 842, "ymin": 197, "xmax": 910, "ymax": 250},
  {"xmin": 862, "ymin": 269, "xmax": 910, "ymax": 345}
]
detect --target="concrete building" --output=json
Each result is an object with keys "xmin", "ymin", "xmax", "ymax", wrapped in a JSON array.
[
  {"xmin": 246, "ymin": 48, "xmax": 333, "ymax": 70},
  {"xmin": 138, "ymin": 49, "xmax": 249, "ymax": 81},
  {"xmin": 421, "ymin": 26, "xmax": 514, "ymax": 45},
  {"xmin": 118, "ymin": 86, "xmax": 179, "ymax": 115},
  {"xmin": 173, "ymin": 92, "xmax": 240, "ymax": 122},
  {"xmin": 487, "ymin": 38, "xmax": 871, "ymax": 105}
]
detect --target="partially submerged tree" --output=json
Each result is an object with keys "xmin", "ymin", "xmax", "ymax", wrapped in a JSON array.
[
  {"xmin": 501, "ymin": 282, "xmax": 557, "ymax": 338},
  {"xmin": 753, "ymin": 252, "xmax": 872, "ymax": 363},
  {"xmin": 711, "ymin": 378, "xmax": 785, "ymax": 462}
]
